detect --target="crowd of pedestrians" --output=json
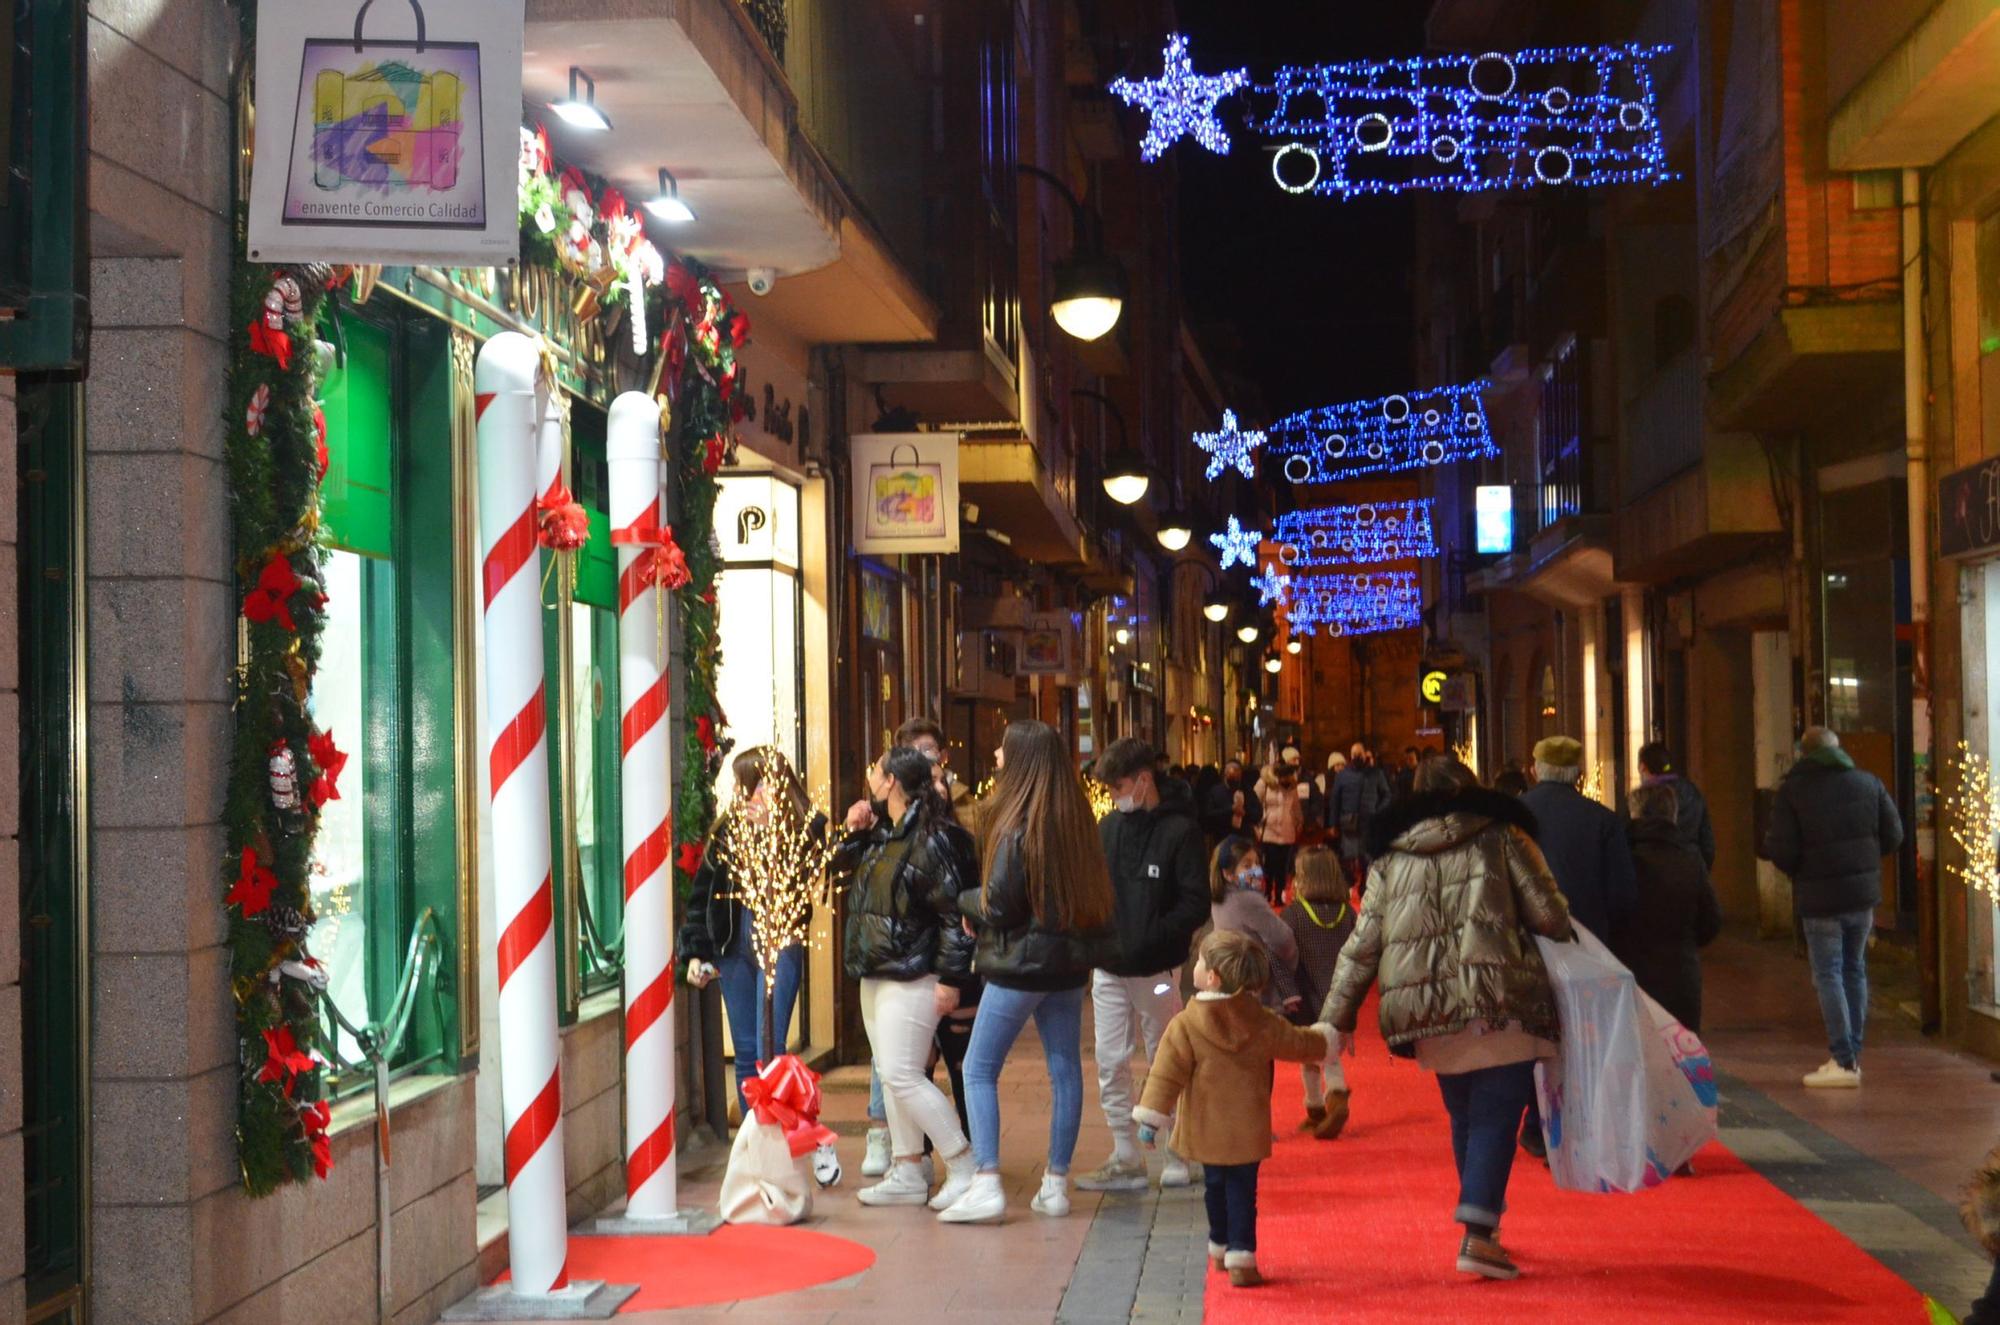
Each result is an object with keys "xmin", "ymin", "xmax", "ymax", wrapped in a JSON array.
[{"xmin": 693, "ymin": 716, "xmax": 1910, "ymax": 1289}]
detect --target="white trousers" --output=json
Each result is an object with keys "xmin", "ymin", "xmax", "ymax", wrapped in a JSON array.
[
  {"xmin": 860, "ymin": 975, "xmax": 967, "ymax": 1159},
  {"xmin": 1091, "ymin": 968, "xmax": 1183, "ymax": 1142}
]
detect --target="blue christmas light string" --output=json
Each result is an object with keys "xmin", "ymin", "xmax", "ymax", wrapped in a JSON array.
[
  {"xmin": 1272, "ymin": 498, "xmax": 1438, "ymax": 567},
  {"xmin": 1286, "ymin": 571, "xmax": 1422, "ymax": 638},
  {"xmin": 1266, "ymin": 383, "xmax": 1495, "ymax": 482},
  {"xmin": 1109, "ymin": 36, "xmax": 1673, "ymax": 199}
]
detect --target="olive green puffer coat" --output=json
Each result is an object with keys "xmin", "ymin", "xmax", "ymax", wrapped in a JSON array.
[{"xmin": 1320, "ymin": 786, "xmax": 1572, "ymax": 1057}]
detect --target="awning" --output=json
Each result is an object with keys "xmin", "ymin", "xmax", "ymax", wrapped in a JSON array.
[
  {"xmin": 1708, "ymin": 302, "xmax": 1902, "ymax": 432},
  {"xmin": 1829, "ymin": 0, "xmax": 2000, "ymax": 168},
  {"xmin": 959, "ymin": 438, "xmax": 1087, "ymax": 566}
]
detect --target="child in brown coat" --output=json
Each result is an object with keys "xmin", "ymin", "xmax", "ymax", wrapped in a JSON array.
[
  {"xmin": 1133, "ymin": 929, "xmax": 1336, "ymax": 1287},
  {"xmin": 1278, "ymin": 845, "xmax": 1356, "ymax": 1139}
]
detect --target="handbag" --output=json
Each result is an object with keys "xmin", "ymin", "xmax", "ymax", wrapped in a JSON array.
[{"xmin": 1533, "ymin": 924, "xmax": 1717, "ymax": 1194}]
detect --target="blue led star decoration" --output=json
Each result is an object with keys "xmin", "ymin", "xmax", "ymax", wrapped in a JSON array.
[
  {"xmin": 1109, "ymin": 34, "xmax": 1250, "ymax": 163},
  {"xmin": 1210, "ymin": 516, "xmax": 1262, "ymax": 571},
  {"xmin": 1111, "ymin": 42, "xmax": 1673, "ymax": 198},
  {"xmin": 1253, "ymin": 562, "xmax": 1291, "ymax": 608},
  {"xmin": 1196, "ymin": 409, "xmax": 1266, "ymax": 480}
]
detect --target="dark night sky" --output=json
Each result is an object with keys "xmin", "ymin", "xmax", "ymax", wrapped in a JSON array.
[{"xmin": 1173, "ymin": 4, "xmax": 1428, "ymax": 421}]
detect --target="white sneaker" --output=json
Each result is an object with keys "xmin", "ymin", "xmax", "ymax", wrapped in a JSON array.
[
  {"xmin": 1030, "ymin": 1171, "xmax": 1071, "ymax": 1217},
  {"xmin": 1160, "ymin": 1155, "xmax": 1193, "ymax": 1189},
  {"xmin": 922, "ymin": 1154, "xmax": 936, "ymax": 1188},
  {"xmin": 1073, "ymin": 1157, "xmax": 1149, "ymax": 1192},
  {"xmin": 812, "ymin": 1141, "xmax": 843, "ymax": 1187},
  {"xmin": 861, "ymin": 1127, "xmax": 892, "ymax": 1178},
  {"xmin": 929, "ymin": 1148, "xmax": 978, "ymax": 1211},
  {"xmin": 937, "ymin": 1172, "xmax": 1005, "ymax": 1223},
  {"xmin": 1802, "ymin": 1059, "xmax": 1862, "ymax": 1089},
  {"xmin": 857, "ymin": 1160, "xmax": 932, "ymax": 1207}
]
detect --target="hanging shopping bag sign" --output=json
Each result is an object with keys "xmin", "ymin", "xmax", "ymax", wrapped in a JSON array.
[
  {"xmin": 249, "ymin": 0, "xmax": 524, "ymax": 266},
  {"xmin": 852, "ymin": 432, "xmax": 960, "ymax": 554}
]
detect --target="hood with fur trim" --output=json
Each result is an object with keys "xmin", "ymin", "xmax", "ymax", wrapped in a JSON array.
[{"xmin": 1365, "ymin": 784, "xmax": 1540, "ymax": 859}]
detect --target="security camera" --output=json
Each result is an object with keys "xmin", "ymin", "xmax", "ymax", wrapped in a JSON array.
[{"xmin": 746, "ymin": 267, "xmax": 778, "ymax": 296}]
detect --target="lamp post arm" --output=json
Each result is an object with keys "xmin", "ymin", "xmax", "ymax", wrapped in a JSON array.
[{"xmin": 1017, "ymin": 163, "xmax": 1094, "ymax": 242}]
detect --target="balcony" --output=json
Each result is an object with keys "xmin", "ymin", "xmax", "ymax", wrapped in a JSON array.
[
  {"xmin": 1829, "ymin": 0, "xmax": 2000, "ymax": 168},
  {"xmin": 1622, "ymin": 348, "xmax": 1704, "ymax": 502}
]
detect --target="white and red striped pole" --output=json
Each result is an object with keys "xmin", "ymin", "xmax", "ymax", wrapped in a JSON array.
[
  {"xmin": 473, "ymin": 332, "xmax": 571, "ymax": 1296},
  {"xmin": 607, "ymin": 391, "xmax": 678, "ymax": 1218}
]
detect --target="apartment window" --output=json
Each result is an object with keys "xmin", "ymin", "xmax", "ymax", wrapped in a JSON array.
[
  {"xmin": 977, "ymin": 7, "xmax": 1019, "ymax": 367},
  {"xmin": 1538, "ymin": 338, "xmax": 1584, "ymax": 528},
  {"xmin": 312, "ymin": 306, "xmax": 462, "ymax": 1077}
]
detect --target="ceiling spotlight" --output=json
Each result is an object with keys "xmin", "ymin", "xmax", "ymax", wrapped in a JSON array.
[
  {"xmin": 1236, "ymin": 623, "xmax": 1260, "ymax": 645},
  {"xmin": 1264, "ymin": 656, "xmax": 1283, "ymax": 674},
  {"xmin": 646, "ymin": 168, "xmax": 696, "ymax": 224},
  {"xmin": 551, "ymin": 67, "xmax": 612, "ymax": 132}
]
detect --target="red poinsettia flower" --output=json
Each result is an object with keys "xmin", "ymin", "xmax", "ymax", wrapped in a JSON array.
[
  {"xmin": 599, "ymin": 187, "xmax": 628, "ymax": 226},
  {"xmin": 308, "ymin": 729, "xmax": 348, "ymax": 808},
  {"xmin": 729, "ymin": 309, "xmax": 752, "ymax": 349},
  {"xmin": 696, "ymin": 714, "xmax": 719, "ymax": 753},
  {"xmin": 301, "ymin": 1098, "xmax": 331, "ymax": 1132},
  {"xmin": 676, "ymin": 840, "xmax": 705, "ymax": 876},
  {"xmin": 243, "ymin": 555, "xmax": 304, "ymax": 632},
  {"xmin": 227, "ymin": 846, "xmax": 278, "ymax": 917},
  {"xmin": 258, "ymin": 1025, "xmax": 317, "ymax": 1097},
  {"xmin": 310, "ymin": 1128, "xmax": 333, "ymax": 1178},
  {"xmin": 300, "ymin": 1098, "xmax": 334, "ymax": 1176},
  {"xmin": 703, "ymin": 435, "xmax": 727, "ymax": 475},
  {"xmin": 666, "ymin": 261, "xmax": 702, "ymax": 312},
  {"xmin": 719, "ymin": 361, "xmax": 741, "ymax": 403}
]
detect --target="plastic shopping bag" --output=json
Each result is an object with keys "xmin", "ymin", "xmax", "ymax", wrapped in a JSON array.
[
  {"xmin": 718, "ymin": 1054, "xmax": 839, "ymax": 1226},
  {"xmin": 1533, "ymin": 924, "xmax": 1718, "ymax": 1193}
]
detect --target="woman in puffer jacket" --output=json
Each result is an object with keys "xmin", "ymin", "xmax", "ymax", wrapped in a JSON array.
[
  {"xmin": 1322, "ymin": 755, "xmax": 1571, "ymax": 1284},
  {"xmin": 1964, "ymin": 1141, "xmax": 2000, "ymax": 1323},
  {"xmin": 839, "ymin": 746, "xmax": 980, "ymax": 1211}
]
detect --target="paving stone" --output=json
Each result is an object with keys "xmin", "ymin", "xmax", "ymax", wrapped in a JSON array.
[{"xmin": 1717, "ymin": 1125, "xmax": 1823, "ymax": 1166}]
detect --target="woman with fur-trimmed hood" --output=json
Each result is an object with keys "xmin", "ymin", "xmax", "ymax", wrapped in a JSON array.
[
  {"xmin": 1963, "ymin": 1143, "xmax": 2000, "ymax": 1323},
  {"xmin": 1321, "ymin": 755, "xmax": 1572, "ymax": 1284}
]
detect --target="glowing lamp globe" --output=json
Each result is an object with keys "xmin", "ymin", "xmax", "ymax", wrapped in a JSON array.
[
  {"xmin": 1264, "ymin": 656, "xmax": 1283, "ymax": 674},
  {"xmin": 1051, "ymin": 253, "xmax": 1126, "ymax": 341},
  {"xmin": 1236, "ymin": 623, "xmax": 1260, "ymax": 644}
]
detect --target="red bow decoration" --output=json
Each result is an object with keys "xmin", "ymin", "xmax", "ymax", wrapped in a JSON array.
[
  {"xmin": 743, "ymin": 1055, "xmax": 839, "ymax": 1157},
  {"xmin": 535, "ymin": 482, "xmax": 591, "ymax": 551},
  {"xmin": 249, "ymin": 317, "xmax": 293, "ymax": 371},
  {"xmin": 308, "ymin": 729, "xmax": 348, "ymax": 808},
  {"xmin": 228, "ymin": 846, "xmax": 279, "ymax": 917},
  {"xmin": 300, "ymin": 1099, "xmax": 334, "ymax": 1177},
  {"xmin": 258, "ymin": 1025, "xmax": 317, "ymax": 1098},
  {"xmin": 697, "ymin": 714, "xmax": 719, "ymax": 754},
  {"xmin": 243, "ymin": 554, "xmax": 304, "ymax": 632},
  {"xmin": 313, "ymin": 406, "xmax": 329, "ymax": 480},
  {"xmin": 676, "ymin": 840, "xmax": 704, "ymax": 876},
  {"xmin": 644, "ymin": 534, "xmax": 692, "ymax": 591}
]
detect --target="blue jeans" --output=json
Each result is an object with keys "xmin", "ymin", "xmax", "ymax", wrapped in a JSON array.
[
  {"xmin": 717, "ymin": 944, "xmax": 803, "ymax": 1108},
  {"xmin": 1203, "ymin": 1162, "xmax": 1260, "ymax": 1253},
  {"xmin": 1803, "ymin": 908, "xmax": 1872, "ymax": 1068},
  {"xmin": 963, "ymin": 984, "xmax": 1086, "ymax": 1173},
  {"xmin": 1435, "ymin": 1061, "xmax": 1537, "ymax": 1230}
]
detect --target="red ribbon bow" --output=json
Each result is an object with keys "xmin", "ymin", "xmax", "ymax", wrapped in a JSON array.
[
  {"xmin": 243, "ymin": 554, "xmax": 304, "ymax": 631},
  {"xmin": 535, "ymin": 482, "xmax": 591, "ymax": 552},
  {"xmin": 611, "ymin": 523, "xmax": 691, "ymax": 590},
  {"xmin": 741, "ymin": 1054, "xmax": 838, "ymax": 1158}
]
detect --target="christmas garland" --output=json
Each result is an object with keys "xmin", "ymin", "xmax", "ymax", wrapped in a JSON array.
[{"xmin": 224, "ymin": 113, "xmax": 741, "ymax": 1193}]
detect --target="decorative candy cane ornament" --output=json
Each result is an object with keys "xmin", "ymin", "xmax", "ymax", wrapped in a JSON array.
[
  {"xmin": 608, "ymin": 392, "xmax": 677, "ymax": 1218},
  {"xmin": 473, "ymin": 332, "xmax": 571, "ymax": 1294}
]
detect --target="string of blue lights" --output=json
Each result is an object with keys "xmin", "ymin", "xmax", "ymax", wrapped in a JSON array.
[
  {"xmin": 1272, "ymin": 498, "xmax": 1438, "ymax": 567},
  {"xmin": 1285, "ymin": 570, "xmax": 1423, "ymax": 638},
  {"xmin": 1266, "ymin": 383, "xmax": 1496, "ymax": 482}
]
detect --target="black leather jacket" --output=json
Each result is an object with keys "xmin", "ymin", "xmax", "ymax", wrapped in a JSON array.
[
  {"xmin": 838, "ymin": 805, "xmax": 977, "ymax": 985},
  {"xmin": 958, "ymin": 830, "xmax": 1116, "ymax": 992}
]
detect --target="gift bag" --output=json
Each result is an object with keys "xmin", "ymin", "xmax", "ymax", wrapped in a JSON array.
[
  {"xmin": 1533, "ymin": 924, "xmax": 1717, "ymax": 1193},
  {"xmin": 718, "ymin": 1054, "xmax": 839, "ymax": 1226}
]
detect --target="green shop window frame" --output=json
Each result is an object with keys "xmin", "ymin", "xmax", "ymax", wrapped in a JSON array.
[{"xmin": 312, "ymin": 301, "xmax": 464, "ymax": 1092}]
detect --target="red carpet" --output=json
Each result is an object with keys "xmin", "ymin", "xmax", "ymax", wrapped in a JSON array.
[
  {"xmin": 1204, "ymin": 1005, "xmax": 1923, "ymax": 1323},
  {"xmin": 498, "ymin": 1224, "xmax": 874, "ymax": 1311}
]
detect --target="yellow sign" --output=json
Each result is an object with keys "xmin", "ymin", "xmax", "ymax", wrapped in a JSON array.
[{"xmin": 1421, "ymin": 669, "xmax": 1448, "ymax": 704}]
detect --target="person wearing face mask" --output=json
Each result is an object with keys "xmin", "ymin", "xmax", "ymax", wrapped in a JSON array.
[
  {"xmin": 1073, "ymin": 738, "xmax": 1211, "ymax": 1194},
  {"xmin": 1255, "ymin": 759, "xmax": 1306, "ymax": 904},
  {"xmin": 1208, "ymin": 837, "xmax": 1300, "ymax": 1013}
]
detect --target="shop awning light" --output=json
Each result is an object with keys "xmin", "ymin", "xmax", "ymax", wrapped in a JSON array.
[
  {"xmin": 646, "ymin": 168, "xmax": 696, "ymax": 224},
  {"xmin": 551, "ymin": 67, "xmax": 612, "ymax": 132},
  {"xmin": 1236, "ymin": 622, "xmax": 1260, "ymax": 644}
]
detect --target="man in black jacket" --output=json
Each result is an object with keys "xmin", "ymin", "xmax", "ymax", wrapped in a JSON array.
[
  {"xmin": 1762, "ymin": 727, "xmax": 1903, "ymax": 1089},
  {"xmin": 1638, "ymin": 741, "xmax": 1716, "ymax": 869},
  {"xmin": 1075, "ymin": 738, "xmax": 1210, "ymax": 1192}
]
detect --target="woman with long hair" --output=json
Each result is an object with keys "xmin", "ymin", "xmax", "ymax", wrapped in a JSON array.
[
  {"xmin": 939, "ymin": 720, "xmax": 1116, "ymax": 1223},
  {"xmin": 840, "ymin": 746, "xmax": 982, "ymax": 1209},
  {"xmin": 680, "ymin": 746, "xmax": 822, "ymax": 1111}
]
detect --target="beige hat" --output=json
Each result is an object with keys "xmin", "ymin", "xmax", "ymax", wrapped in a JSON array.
[{"xmin": 1532, "ymin": 735, "xmax": 1584, "ymax": 768}]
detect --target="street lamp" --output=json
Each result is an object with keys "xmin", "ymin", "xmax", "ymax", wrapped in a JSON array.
[
  {"xmin": 1019, "ymin": 164, "xmax": 1126, "ymax": 341},
  {"xmin": 1202, "ymin": 591, "xmax": 1231, "ymax": 623},
  {"xmin": 1076, "ymin": 389, "xmax": 1150, "ymax": 505},
  {"xmin": 1156, "ymin": 508, "xmax": 1194, "ymax": 552},
  {"xmin": 1286, "ymin": 639, "xmax": 1302, "ymax": 655},
  {"xmin": 1264, "ymin": 656, "xmax": 1283, "ymax": 674},
  {"xmin": 1236, "ymin": 622, "xmax": 1260, "ymax": 645}
]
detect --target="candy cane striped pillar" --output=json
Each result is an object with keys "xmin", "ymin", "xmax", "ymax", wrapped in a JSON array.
[
  {"xmin": 473, "ymin": 333, "xmax": 571, "ymax": 1295},
  {"xmin": 607, "ymin": 393, "xmax": 678, "ymax": 1218}
]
